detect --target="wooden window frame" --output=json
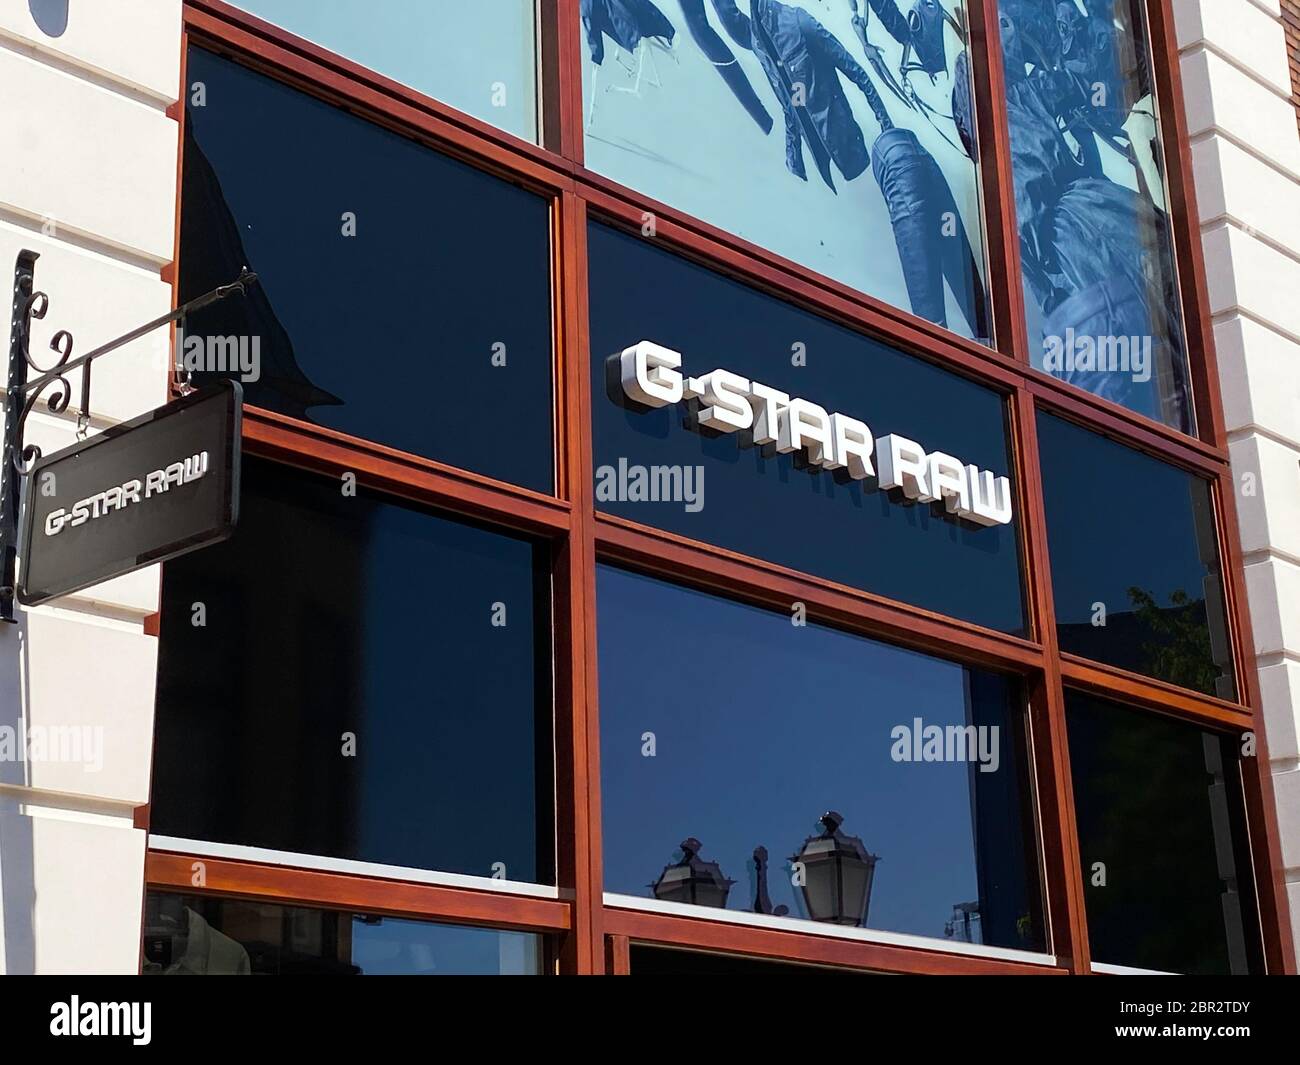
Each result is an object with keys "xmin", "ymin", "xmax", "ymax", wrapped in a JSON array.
[{"xmin": 142, "ymin": 0, "xmax": 1295, "ymax": 976}]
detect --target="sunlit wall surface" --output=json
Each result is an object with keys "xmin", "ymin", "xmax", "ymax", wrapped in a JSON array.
[
  {"xmin": 581, "ymin": 0, "xmax": 990, "ymax": 341},
  {"xmin": 997, "ymin": 0, "xmax": 1193, "ymax": 433}
]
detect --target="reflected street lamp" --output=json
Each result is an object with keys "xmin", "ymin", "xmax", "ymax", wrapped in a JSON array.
[
  {"xmin": 651, "ymin": 838, "xmax": 735, "ymax": 908},
  {"xmin": 791, "ymin": 811, "xmax": 879, "ymax": 926}
]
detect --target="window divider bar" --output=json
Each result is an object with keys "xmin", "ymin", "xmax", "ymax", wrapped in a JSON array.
[
  {"xmin": 1209, "ymin": 468, "xmax": 1299, "ymax": 972},
  {"xmin": 239, "ymin": 411, "xmax": 572, "ymax": 538},
  {"xmin": 602, "ymin": 904, "xmax": 1069, "ymax": 976},
  {"xmin": 604, "ymin": 934, "xmax": 630, "ymax": 975},
  {"xmin": 1013, "ymin": 390, "xmax": 1092, "ymax": 974},
  {"xmin": 1059, "ymin": 654, "xmax": 1253, "ymax": 731},
  {"xmin": 1143, "ymin": 0, "xmax": 1228, "ymax": 451},
  {"xmin": 143, "ymin": 850, "xmax": 571, "ymax": 933},
  {"xmin": 967, "ymin": 0, "xmax": 1031, "ymax": 364},
  {"xmin": 1026, "ymin": 374, "xmax": 1227, "ymax": 475},
  {"xmin": 539, "ymin": 0, "xmax": 584, "ymax": 164},
  {"xmin": 594, "ymin": 512, "xmax": 1046, "ymax": 673},
  {"xmin": 554, "ymin": 190, "xmax": 605, "ymax": 974}
]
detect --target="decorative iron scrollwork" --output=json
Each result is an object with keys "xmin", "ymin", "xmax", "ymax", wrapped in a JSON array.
[
  {"xmin": 1, "ymin": 248, "xmax": 257, "ymax": 620},
  {"xmin": 14, "ymin": 292, "xmax": 80, "ymax": 470}
]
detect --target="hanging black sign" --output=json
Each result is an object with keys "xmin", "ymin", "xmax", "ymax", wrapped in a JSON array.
[{"xmin": 18, "ymin": 382, "xmax": 241, "ymax": 606}]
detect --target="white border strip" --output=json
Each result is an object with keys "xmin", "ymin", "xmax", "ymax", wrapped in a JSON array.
[
  {"xmin": 1091, "ymin": 961, "xmax": 1176, "ymax": 976},
  {"xmin": 604, "ymin": 893, "xmax": 1060, "ymax": 966},
  {"xmin": 148, "ymin": 835, "xmax": 563, "ymax": 901}
]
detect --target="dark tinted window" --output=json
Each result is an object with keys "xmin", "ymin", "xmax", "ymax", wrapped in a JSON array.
[
  {"xmin": 1037, "ymin": 412, "xmax": 1234, "ymax": 698},
  {"xmin": 589, "ymin": 222, "xmax": 1025, "ymax": 635},
  {"xmin": 997, "ymin": 0, "xmax": 1192, "ymax": 433},
  {"xmin": 179, "ymin": 47, "xmax": 553, "ymax": 492},
  {"xmin": 152, "ymin": 458, "xmax": 552, "ymax": 884},
  {"xmin": 598, "ymin": 566, "xmax": 1044, "ymax": 952},
  {"xmin": 1065, "ymin": 692, "xmax": 1263, "ymax": 974},
  {"xmin": 143, "ymin": 892, "xmax": 543, "ymax": 974}
]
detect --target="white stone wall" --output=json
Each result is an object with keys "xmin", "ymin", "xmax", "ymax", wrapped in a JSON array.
[
  {"xmin": 0, "ymin": 0, "xmax": 181, "ymax": 974},
  {"xmin": 1175, "ymin": 0, "xmax": 1300, "ymax": 967}
]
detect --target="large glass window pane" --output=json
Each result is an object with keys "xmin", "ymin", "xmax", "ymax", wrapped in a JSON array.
[
  {"xmin": 581, "ymin": 0, "xmax": 989, "ymax": 341},
  {"xmin": 228, "ymin": 1, "xmax": 540, "ymax": 141},
  {"xmin": 1037, "ymin": 412, "xmax": 1234, "ymax": 698},
  {"xmin": 151, "ymin": 458, "xmax": 553, "ymax": 885},
  {"xmin": 997, "ymin": 1, "xmax": 1193, "ymax": 433},
  {"xmin": 598, "ymin": 566, "xmax": 1045, "ymax": 952},
  {"xmin": 589, "ymin": 221, "xmax": 1025, "ymax": 634},
  {"xmin": 143, "ymin": 893, "xmax": 544, "ymax": 975},
  {"xmin": 180, "ymin": 47, "xmax": 554, "ymax": 493},
  {"xmin": 1065, "ymin": 692, "xmax": 1263, "ymax": 974}
]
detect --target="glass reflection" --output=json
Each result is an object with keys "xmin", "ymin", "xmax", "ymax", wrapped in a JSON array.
[
  {"xmin": 152, "ymin": 458, "xmax": 552, "ymax": 884},
  {"xmin": 143, "ymin": 893, "xmax": 543, "ymax": 975},
  {"xmin": 1066, "ymin": 692, "xmax": 1264, "ymax": 974},
  {"xmin": 582, "ymin": 0, "xmax": 990, "ymax": 340},
  {"xmin": 588, "ymin": 221, "xmax": 1027, "ymax": 635},
  {"xmin": 1037, "ymin": 412, "xmax": 1235, "ymax": 699},
  {"xmin": 997, "ymin": 0, "xmax": 1193, "ymax": 432},
  {"xmin": 180, "ymin": 47, "xmax": 554, "ymax": 493},
  {"xmin": 598, "ymin": 565, "xmax": 1045, "ymax": 951}
]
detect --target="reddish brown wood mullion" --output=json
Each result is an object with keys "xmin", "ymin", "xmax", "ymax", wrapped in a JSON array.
[
  {"xmin": 1013, "ymin": 391, "xmax": 1091, "ymax": 973},
  {"xmin": 967, "ymin": 0, "xmax": 1031, "ymax": 363},
  {"xmin": 555, "ymin": 191, "xmax": 604, "ymax": 973},
  {"xmin": 1059, "ymin": 655, "xmax": 1253, "ymax": 731},
  {"xmin": 1143, "ymin": 0, "xmax": 1227, "ymax": 451},
  {"xmin": 240, "ymin": 414, "xmax": 570, "ymax": 539},
  {"xmin": 605, "ymin": 934, "xmax": 631, "ymax": 975},
  {"xmin": 1212, "ymin": 471, "xmax": 1298, "ymax": 972},
  {"xmin": 145, "ymin": 852, "xmax": 571, "ymax": 933},
  {"xmin": 539, "ymin": 0, "xmax": 585, "ymax": 164},
  {"xmin": 604, "ymin": 907, "xmax": 1068, "ymax": 975},
  {"xmin": 594, "ymin": 513, "xmax": 1044, "ymax": 672},
  {"xmin": 1028, "ymin": 375, "xmax": 1226, "ymax": 475}
]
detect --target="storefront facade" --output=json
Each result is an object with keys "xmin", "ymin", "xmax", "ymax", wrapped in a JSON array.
[{"xmin": 0, "ymin": 0, "xmax": 1297, "ymax": 975}]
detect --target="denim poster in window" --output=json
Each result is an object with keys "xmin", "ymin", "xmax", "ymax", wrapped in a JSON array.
[
  {"xmin": 997, "ymin": 0, "xmax": 1193, "ymax": 433},
  {"xmin": 227, "ymin": 0, "xmax": 540, "ymax": 141},
  {"xmin": 581, "ymin": 0, "xmax": 990, "ymax": 341}
]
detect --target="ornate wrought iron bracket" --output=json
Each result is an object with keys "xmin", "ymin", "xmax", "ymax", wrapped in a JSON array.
[{"xmin": 1, "ymin": 248, "xmax": 257, "ymax": 622}]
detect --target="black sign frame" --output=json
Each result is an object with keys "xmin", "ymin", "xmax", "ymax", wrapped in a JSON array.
[{"xmin": 17, "ymin": 381, "xmax": 242, "ymax": 607}]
